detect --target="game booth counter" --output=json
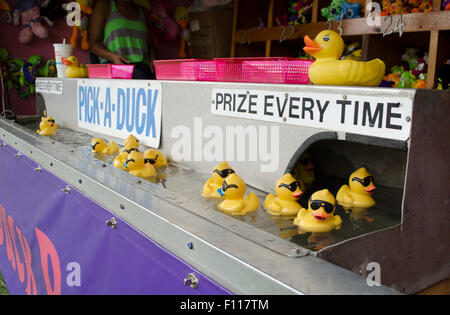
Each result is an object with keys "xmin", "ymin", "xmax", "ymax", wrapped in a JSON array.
[{"xmin": 0, "ymin": 74, "xmax": 448, "ymax": 295}]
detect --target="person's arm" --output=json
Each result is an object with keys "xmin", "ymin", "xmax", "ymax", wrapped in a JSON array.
[
  {"xmin": 141, "ymin": 6, "xmax": 156, "ymax": 71},
  {"xmin": 89, "ymin": 0, "xmax": 130, "ymax": 64}
]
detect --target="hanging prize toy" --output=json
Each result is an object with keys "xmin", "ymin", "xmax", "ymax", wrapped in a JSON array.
[
  {"xmin": 0, "ymin": 0, "xmax": 12, "ymax": 23},
  {"xmin": 174, "ymin": 6, "xmax": 190, "ymax": 59},
  {"xmin": 16, "ymin": 0, "xmax": 49, "ymax": 44},
  {"xmin": 69, "ymin": 0, "xmax": 93, "ymax": 50}
]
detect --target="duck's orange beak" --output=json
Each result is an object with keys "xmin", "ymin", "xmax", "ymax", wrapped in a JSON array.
[
  {"xmin": 312, "ymin": 209, "xmax": 328, "ymax": 221},
  {"xmin": 303, "ymin": 35, "xmax": 322, "ymax": 55},
  {"xmin": 62, "ymin": 58, "xmax": 72, "ymax": 66},
  {"xmin": 292, "ymin": 190, "xmax": 303, "ymax": 199},
  {"xmin": 365, "ymin": 185, "xmax": 376, "ymax": 194}
]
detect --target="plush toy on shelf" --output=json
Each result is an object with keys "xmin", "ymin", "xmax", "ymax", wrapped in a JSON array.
[
  {"xmin": 304, "ymin": 30, "xmax": 385, "ymax": 86},
  {"xmin": 288, "ymin": 0, "xmax": 313, "ymax": 25},
  {"xmin": 340, "ymin": 1, "xmax": 361, "ymax": 19},
  {"xmin": 321, "ymin": 0, "xmax": 344, "ymax": 21},
  {"xmin": 20, "ymin": 54, "xmax": 41, "ymax": 95},
  {"xmin": 39, "ymin": 59, "xmax": 57, "ymax": 77},
  {"xmin": 68, "ymin": 0, "xmax": 92, "ymax": 50},
  {"xmin": 174, "ymin": 6, "xmax": 190, "ymax": 58},
  {"xmin": 16, "ymin": 0, "xmax": 49, "ymax": 44}
]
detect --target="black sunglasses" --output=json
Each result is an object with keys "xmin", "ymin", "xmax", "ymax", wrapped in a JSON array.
[
  {"xmin": 91, "ymin": 142, "xmax": 99, "ymax": 150},
  {"xmin": 48, "ymin": 119, "xmax": 55, "ymax": 123},
  {"xmin": 214, "ymin": 168, "xmax": 235, "ymax": 178},
  {"xmin": 310, "ymin": 200, "xmax": 335, "ymax": 213},
  {"xmin": 352, "ymin": 176, "xmax": 374, "ymax": 187},
  {"xmin": 222, "ymin": 180, "xmax": 238, "ymax": 192},
  {"xmin": 123, "ymin": 148, "xmax": 140, "ymax": 154},
  {"xmin": 125, "ymin": 158, "xmax": 135, "ymax": 165},
  {"xmin": 278, "ymin": 181, "xmax": 301, "ymax": 192},
  {"xmin": 144, "ymin": 154, "xmax": 159, "ymax": 165}
]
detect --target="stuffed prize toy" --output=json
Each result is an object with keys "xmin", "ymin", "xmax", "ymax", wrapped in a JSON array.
[{"xmin": 15, "ymin": 0, "xmax": 49, "ymax": 44}]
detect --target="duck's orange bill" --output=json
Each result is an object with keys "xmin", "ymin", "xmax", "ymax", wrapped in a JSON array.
[
  {"xmin": 312, "ymin": 209, "xmax": 328, "ymax": 221},
  {"xmin": 303, "ymin": 35, "xmax": 322, "ymax": 55},
  {"xmin": 365, "ymin": 185, "xmax": 376, "ymax": 194},
  {"xmin": 292, "ymin": 191, "xmax": 303, "ymax": 198},
  {"xmin": 62, "ymin": 58, "xmax": 72, "ymax": 66}
]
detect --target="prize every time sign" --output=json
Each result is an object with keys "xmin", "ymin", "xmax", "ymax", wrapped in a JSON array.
[{"xmin": 212, "ymin": 89, "xmax": 413, "ymax": 141}]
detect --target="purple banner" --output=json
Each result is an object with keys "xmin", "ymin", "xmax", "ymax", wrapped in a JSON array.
[{"xmin": 0, "ymin": 143, "xmax": 230, "ymax": 295}]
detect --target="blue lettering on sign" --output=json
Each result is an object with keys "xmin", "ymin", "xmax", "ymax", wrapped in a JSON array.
[{"xmin": 79, "ymin": 84, "xmax": 159, "ymax": 140}]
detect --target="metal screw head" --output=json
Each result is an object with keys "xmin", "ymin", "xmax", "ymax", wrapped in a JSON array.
[
  {"xmin": 187, "ymin": 242, "xmax": 194, "ymax": 250},
  {"xmin": 106, "ymin": 217, "xmax": 117, "ymax": 229},
  {"xmin": 184, "ymin": 273, "xmax": 199, "ymax": 289},
  {"xmin": 61, "ymin": 186, "xmax": 71, "ymax": 194},
  {"xmin": 282, "ymin": 117, "xmax": 287, "ymax": 122},
  {"xmin": 14, "ymin": 152, "xmax": 21, "ymax": 158},
  {"xmin": 406, "ymin": 116, "xmax": 411, "ymax": 122},
  {"xmin": 34, "ymin": 166, "xmax": 42, "ymax": 173},
  {"xmin": 120, "ymin": 204, "xmax": 125, "ymax": 210},
  {"xmin": 342, "ymin": 95, "xmax": 347, "ymax": 100}
]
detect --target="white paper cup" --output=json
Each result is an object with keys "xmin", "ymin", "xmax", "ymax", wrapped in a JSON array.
[{"xmin": 53, "ymin": 43, "xmax": 73, "ymax": 78}]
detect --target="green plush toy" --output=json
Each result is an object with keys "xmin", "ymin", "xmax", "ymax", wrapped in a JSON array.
[{"xmin": 321, "ymin": 0, "xmax": 345, "ymax": 21}]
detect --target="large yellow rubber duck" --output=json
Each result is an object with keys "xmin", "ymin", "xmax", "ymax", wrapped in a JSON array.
[
  {"xmin": 217, "ymin": 173, "xmax": 259, "ymax": 216},
  {"xmin": 113, "ymin": 134, "xmax": 141, "ymax": 170},
  {"xmin": 304, "ymin": 30, "xmax": 385, "ymax": 86},
  {"xmin": 202, "ymin": 162, "xmax": 236, "ymax": 199},
  {"xmin": 336, "ymin": 167, "xmax": 376, "ymax": 209},
  {"xmin": 143, "ymin": 149, "xmax": 168, "ymax": 168},
  {"xmin": 124, "ymin": 150, "xmax": 156, "ymax": 179},
  {"xmin": 264, "ymin": 173, "xmax": 305, "ymax": 216},
  {"xmin": 62, "ymin": 56, "xmax": 88, "ymax": 78},
  {"xmin": 91, "ymin": 138, "xmax": 119, "ymax": 155},
  {"xmin": 36, "ymin": 112, "xmax": 59, "ymax": 136},
  {"xmin": 293, "ymin": 189, "xmax": 342, "ymax": 233},
  {"xmin": 294, "ymin": 153, "xmax": 315, "ymax": 185}
]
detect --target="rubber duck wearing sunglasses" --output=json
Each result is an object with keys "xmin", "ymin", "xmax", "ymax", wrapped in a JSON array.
[
  {"xmin": 336, "ymin": 167, "xmax": 376, "ymax": 209},
  {"xmin": 202, "ymin": 162, "xmax": 236, "ymax": 199},
  {"xmin": 217, "ymin": 173, "xmax": 259, "ymax": 216},
  {"xmin": 36, "ymin": 113, "xmax": 59, "ymax": 136},
  {"xmin": 293, "ymin": 189, "xmax": 342, "ymax": 233},
  {"xmin": 91, "ymin": 138, "xmax": 119, "ymax": 155},
  {"xmin": 113, "ymin": 135, "xmax": 141, "ymax": 170},
  {"xmin": 294, "ymin": 153, "xmax": 315, "ymax": 185},
  {"xmin": 123, "ymin": 150, "xmax": 156, "ymax": 179},
  {"xmin": 264, "ymin": 173, "xmax": 305, "ymax": 216},
  {"xmin": 143, "ymin": 149, "xmax": 168, "ymax": 168}
]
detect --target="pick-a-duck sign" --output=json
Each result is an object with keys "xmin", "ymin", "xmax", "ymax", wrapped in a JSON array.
[
  {"xmin": 77, "ymin": 80, "xmax": 162, "ymax": 148},
  {"xmin": 211, "ymin": 88, "xmax": 413, "ymax": 142}
]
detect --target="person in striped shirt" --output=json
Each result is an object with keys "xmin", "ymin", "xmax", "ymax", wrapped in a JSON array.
[{"xmin": 89, "ymin": 0, "xmax": 155, "ymax": 79}]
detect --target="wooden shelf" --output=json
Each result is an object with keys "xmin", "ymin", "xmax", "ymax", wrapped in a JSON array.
[
  {"xmin": 230, "ymin": 0, "xmax": 449, "ymax": 88},
  {"xmin": 235, "ymin": 10, "xmax": 450, "ymax": 43}
]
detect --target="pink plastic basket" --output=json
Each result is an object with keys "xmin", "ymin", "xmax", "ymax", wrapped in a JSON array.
[
  {"xmin": 215, "ymin": 57, "xmax": 313, "ymax": 84},
  {"xmin": 153, "ymin": 59, "xmax": 217, "ymax": 81},
  {"xmin": 87, "ymin": 64, "xmax": 135, "ymax": 79}
]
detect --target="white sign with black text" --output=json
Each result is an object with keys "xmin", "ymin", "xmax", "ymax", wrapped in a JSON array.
[
  {"xmin": 77, "ymin": 80, "xmax": 162, "ymax": 148},
  {"xmin": 36, "ymin": 79, "xmax": 63, "ymax": 95},
  {"xmin": 211, "ymin": 89, "xmax": 413, "ymax": 141}
]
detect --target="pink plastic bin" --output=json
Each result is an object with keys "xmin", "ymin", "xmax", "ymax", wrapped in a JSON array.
[
  {"xmin": 215, "ymin": 57, "xmax": 313, "ymax": 84},
  {"xmin": 153, "ymin": 59, "xmax": 217, "ymax": 81},
  {"xmin": 87, "ymin": 64, "xmax": 135, "ymax": 79}
]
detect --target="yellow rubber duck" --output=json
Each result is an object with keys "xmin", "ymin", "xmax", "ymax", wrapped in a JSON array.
[
  {"xmin": 113, "ymin": 134, "xmax": 141, "ymax": 170},
  {"xmin": 217, "ymin": 173, "xmax": 259, "ymax": 216},
  {"xmin": 264, "ymin": 173, "xmax": 305, "ymax": 216},
  {"xmin": 36, "ymin": 112, "xmax": 59, "ymax": 136},
  {"xmin": 124, "ymin": 150, "xmax": 156, "ymax": 179},
  {"xmin": 336, "ymin": 167, "xmax": 376, "ymax": 209},
  {"xmin": 202, "ymin": 162, "xmax": 236, "ymax": 199},
  {"xmin": 293, "ymin": 189, "xmax": 342, "ymax": 233},
  {"xmin": 304, "ymin": 30, "xmax": 385, "ymax": 86},
  {"xmin": 91, "ymin": 138, "xmax": 119, "ymax": 155},
  {"xmin": 143, "ymin": 149, "xmax": 168, "ymax": 168},
  {"xmin": 294, "ymin": 153, "xmax": 315, "ymax": 185},
  {"xmin": 62, "ymin": 56, "xmax": 88, "ymax": 78}
]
